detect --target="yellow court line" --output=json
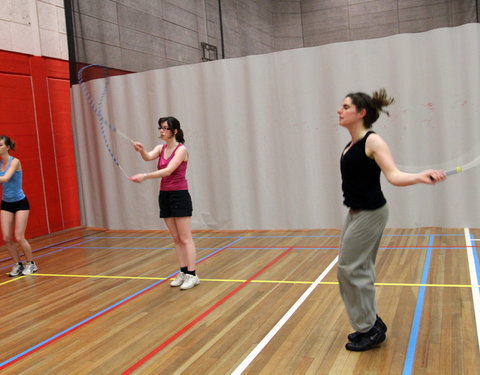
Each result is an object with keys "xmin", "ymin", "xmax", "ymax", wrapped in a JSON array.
[
  {"xmin": 28, "ymin": 273, "xmax": 480, "ymax": 288},
  {"xmin": 0, "ymin": 275, "xmax": 26, "ymax": 285}
]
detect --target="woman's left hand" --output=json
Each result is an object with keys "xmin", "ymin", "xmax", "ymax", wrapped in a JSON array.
[
  {"xmin": 128, "ymin": 173, "xmax": 146, "ymax": 183},
  {"xmin": 421, "ymin": 169, "xmax": 447, "ymax": 184}
]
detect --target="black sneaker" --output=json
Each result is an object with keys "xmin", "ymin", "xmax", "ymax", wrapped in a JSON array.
[
  {"xmin": 345, "ymin": 324, "xmax": 386, "ymax": 351},
  {"xmin": 347, "ymin": 315, "xmax": 387, "ymax": 342}
]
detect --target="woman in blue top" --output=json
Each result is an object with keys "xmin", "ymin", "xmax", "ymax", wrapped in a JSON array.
[{"xmin": 0, "ymin": 136, "xmax": 37, "ymax": 276}]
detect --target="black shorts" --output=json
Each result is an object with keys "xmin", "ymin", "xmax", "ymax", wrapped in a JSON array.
[
  {"xmin": 1, "ymin": 197, "xmax": 30, "ymax": 213},
  {"xmin": 158, "ymin": 190, "xmax": 192, "ymax": 218}
]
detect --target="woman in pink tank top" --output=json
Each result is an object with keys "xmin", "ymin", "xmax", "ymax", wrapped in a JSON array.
[{"xmin": 129, "ymin": 117, "xmax": 199, "ymax": 290}]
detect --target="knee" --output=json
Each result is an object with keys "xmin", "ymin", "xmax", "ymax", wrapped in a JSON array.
[
  {"xmin": 3, "ymin": 234, "xmax": 13, "ymax": 244},
  {"xmin": 337, "ymin": 263, "xmax": 355, "ymax": 283},
  {"xmin": 177, "ymin": 235, "xmax": 191, "ymax": 247},
  {"xmin": 171, "ymin": 235, "xmax": 181, "ymax": 245},
  {"xmin": 14, "ymin": 233, "xmax": 25, "ymax": 243}
]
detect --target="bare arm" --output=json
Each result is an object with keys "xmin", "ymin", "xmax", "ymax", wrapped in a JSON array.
[
  {"xmin": 129, "ymin": 145, "xmax": 188, "ymax": 183},
  {"xmin": 366, "ymin": 133, "xmax": 446, "ymax": 186},
  {"xmin": 0, "ymin": 158, "xmax": 20, "ymax": 184},
  {"xmin": 133, "ymin": 142, "xmax": 163, "ymax": 161}
]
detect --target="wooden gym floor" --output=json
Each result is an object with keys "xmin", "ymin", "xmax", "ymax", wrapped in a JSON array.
[{"xmin": 0, "ymin": 226, "xmax": 479, "ymax": 374}]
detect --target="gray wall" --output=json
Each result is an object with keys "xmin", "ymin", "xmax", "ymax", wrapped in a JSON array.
[
  {"xmin": 0, "ymin": 0, "xmax": 68, "ymax": 59},
  {"xmin": 71, "ymin": 0, "xmax": 478, "ymax": 72},
  {"xmin": 301, "ymin": 0, "xmax": 478, "ymax": 47}
]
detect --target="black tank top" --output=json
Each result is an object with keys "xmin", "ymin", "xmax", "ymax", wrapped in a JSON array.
[{"xmin": 340, "ymin": 131, "xmax": 386, "ymax": 210}]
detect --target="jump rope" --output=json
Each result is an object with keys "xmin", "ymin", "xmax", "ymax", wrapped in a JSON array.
[
  {"xmin": 78, "ymin": 64, "xmax": 479, "ymax": 179},
  {"xmin": 78, "ymin": 64, "xmax": 135, "ymax": 178},
  {"xmin": 443, "ymin": 155, "xmax": 480, "ymax": 176}
]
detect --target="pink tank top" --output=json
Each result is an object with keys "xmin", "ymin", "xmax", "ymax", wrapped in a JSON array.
[{"xmin": 158, "ymin": 144, "xmax": 188, "ymax": 191}]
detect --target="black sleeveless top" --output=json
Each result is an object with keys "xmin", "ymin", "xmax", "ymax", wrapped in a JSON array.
[{"xmin": 340, "ymin": 131, "xmax": 386, "ymax": 210}]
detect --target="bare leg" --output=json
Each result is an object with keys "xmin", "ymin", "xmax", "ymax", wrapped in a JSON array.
[
  {"xmin": 173, "ymin": 216, "xmax": 196, "ymax": 271},
  {"xmin": 14, "ymin": 210, "xmax": 33, "ymax": 262},
  {"xmin": 1, "ymin": 210, "xmax": 20, "ymax": 262},
  {"xmin": 163, "ymin": 217, "xmax": 187, "ymax": 268}
]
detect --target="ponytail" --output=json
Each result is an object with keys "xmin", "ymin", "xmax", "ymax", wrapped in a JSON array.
[
  {"xmin": 346, "ymin": 88, "xmax": 395, "ymax": 128},
  {"xmin": 371, "ymin": 88, "xmax": 395, "ymax": 117},
  {"xmin": 175, "ymin": 128, "xmax": 185, "ymax": 144}
]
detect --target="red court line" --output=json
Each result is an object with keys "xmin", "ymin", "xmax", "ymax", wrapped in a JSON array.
[
  {"xmin": 0, "ymin": 243, "xmax": 235, "ymax": 370},
  {"xmin": 122, "ymin": 246, "xmax": 295, "ymax": 375}
]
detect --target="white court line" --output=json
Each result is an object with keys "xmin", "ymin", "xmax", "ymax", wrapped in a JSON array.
[
  {"xmin": 231, "ymin": 256, "xmax": 338, "ymax": 375},
  {"xmin": 464, "ymin": 228, "xmax": 480, "ymax": 350}
]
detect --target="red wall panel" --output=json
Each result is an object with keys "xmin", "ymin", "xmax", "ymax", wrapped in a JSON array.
[
  {"xmin": 48, "ymin": 77, "xmax": 81, "ymax": 229},
  {"xmin": 0, "ymin": 51, "xmax": 80, "ymax": 243},
  {"xmin": 0, "ymin": 51, "xmax": 31, "ymax": 75},
  {"xmin": 0, "ymin": 72, "xmax": 49, "ymax": 238},
  {"xmin": 30, "ymin": 57, "xmax": 63, "ymax": 234}
]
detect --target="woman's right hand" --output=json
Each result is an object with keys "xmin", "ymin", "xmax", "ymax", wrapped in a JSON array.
[{"xmin": 133, "ymin": 142, "xmax": 144, "ymax": 153}]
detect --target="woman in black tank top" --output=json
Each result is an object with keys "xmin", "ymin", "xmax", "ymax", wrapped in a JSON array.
[{"xmin": 336, "ymin": 89, "xmax": 446, "ymax": 351}]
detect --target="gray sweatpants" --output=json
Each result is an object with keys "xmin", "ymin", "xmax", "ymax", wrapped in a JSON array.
[{"xmin": 337, "ymin": 204, "xmax": 389, "ymax": 332}]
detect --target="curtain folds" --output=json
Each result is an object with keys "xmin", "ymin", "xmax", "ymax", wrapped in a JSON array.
[{"xmin": 71, "ymin": 23, "xmax": 480, "ymax": 230}]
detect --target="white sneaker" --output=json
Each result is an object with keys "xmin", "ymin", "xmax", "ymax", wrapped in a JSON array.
[
  {"xmin": 9, "ymin": 262, "xmax": 24, "ymax": 277},
  {"xmin": 180, "ymin": 274, "xmax": 200, "ymax": 290},
  {"xmin": 22, "ymin": 262, "xmax": 38, "ymax": 275},
  {"xmin": 170, "ymin": 272, "xmax": 186, "ymax": 287}
]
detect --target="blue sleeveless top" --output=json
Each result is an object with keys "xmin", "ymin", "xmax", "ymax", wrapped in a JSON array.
[{"xmin": 0, "ymin": 156, "xmax": 26, "ymax": 202}]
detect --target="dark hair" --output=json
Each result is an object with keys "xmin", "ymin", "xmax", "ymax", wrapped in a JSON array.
[
  {"xmin": 0, "ymin": 135, "xmax": 15, "ymax": 151},
  {"xmin": 158, "ymin": 116, "xmax": 185, "ymax": 144},
  {"xmin": 346, "ymin": 88, "xmax": 395, "ymax": 128}
]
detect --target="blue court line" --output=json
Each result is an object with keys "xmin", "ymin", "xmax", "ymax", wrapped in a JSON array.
[
  {"xmin": 54, "ymin": 246, "xmax": 330, "ymax": 251},
  {"xmin": 471, "ymin": 234, "xmax": 480, "ymax": 285},
  {"xmin": 402, "ymin": 234, "xmax": 435, "ymax": 375},
  {"xmin": 196, "ymin": 238, "xmax": 243, "ymax": 262},
  {"xmin": 52, "ymin": 246, "xmax": 181, "ymax": 250},
  {"xmin": 51, "ymin": 246, "xmax": 243, "ymax": 250},
  {"xmin": 44, "ymin": 245, "xmax": 470, "ymax": 252},
  {"xmin": 0, "ymin": 229, "xmax": 108, "ymax": 264},
  {"xmin": 0, "ymin": 238, "xmax": 243, "ymax": 368},
  {"xmin": 84, "ymin": 233, "xmax": 456, "ymax": 240},
  {"xmin": 85, "ymin": 235, "xmax": 250, "ymax": 240},
  {"xmin": 0, "ymin": 238, "xmax": 99, "ymax": 272},
  {"xmin": 0, "ymin": 235, "xmax": 89, "ymax": 263},
  {"xmin": 223, "ymin": 247, "xmax": 443, "ymax": 251},
  {"xmin": 85, "ymin": 235, "xmax": 343, "ymax": 239},
  {"xmin": 436, "ymin": 234, "xmax": 470, "ymax": 236},
  {"xmin": 44, "ymin": 246, "xmax": 241, "ymax": 251},
  {"xmin": 381, "ymin": 247, "xmax": 468, "ymax": 251},
  {"xmin": 0, "ymin": 238, "xmax": 246, "ymax": 274},
  {"xmin": 0, "ymin": 274, "xmax": 177, "ymax": 368}
]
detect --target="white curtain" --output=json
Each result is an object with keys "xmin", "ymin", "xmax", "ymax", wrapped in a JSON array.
[{"xmin": 71, "ymin": 23, "xmax": 480, "ymax": 230}]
